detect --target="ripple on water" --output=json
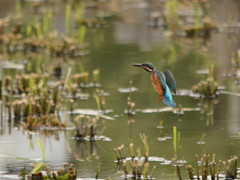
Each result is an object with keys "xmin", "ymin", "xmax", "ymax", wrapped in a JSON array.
[
  {"xmin": 136, "ymin": 107, "xmax": 201, "ymax": 114},
  {"xmin": 70, "ymin": 109, "xmax": 115, "ymax": 120},
  {"xmin": 118, "ymin": 87, "xmax": 138, "ymax": 93},
  {"xmin": 157, "ymin": 136, "xmax": 172, "ymax": 141}
]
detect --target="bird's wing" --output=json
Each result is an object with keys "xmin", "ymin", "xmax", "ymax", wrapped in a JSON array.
[
  {"xmin": 155, "ymin": 70, "xmax": 167, "ymax": 91},
  {"xmin": 164, "ymin": 68, "xmax": 176, "ymax": 94},
  {"xmin": 156, "ymin": 69, "xmax": 176, "ymax": 107}
]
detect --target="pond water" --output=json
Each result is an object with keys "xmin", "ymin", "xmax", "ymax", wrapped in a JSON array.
[{"xmin": 0, "ymin": 0, "xmax": 240, "ymax": 179}]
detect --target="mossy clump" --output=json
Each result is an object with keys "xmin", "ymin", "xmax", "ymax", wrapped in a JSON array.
[
  {"xmin": 20, "ymin": 162, "xmax": 77, "ymax": 180},
  {"xmin": 192, "ymin": 77, "xmax": 218, "ymax": 98},
  {"xmin": 185, "ymin": 17, "xmax": 218, "ymax": 37},
  {"xmin": 192, "ymin": 65, "xmax": 219, "ymax": 98}
]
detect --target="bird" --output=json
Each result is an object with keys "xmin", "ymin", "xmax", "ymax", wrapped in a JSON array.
[{"xmin": 132, "ymin": 63, "xmax": 176, "ymax": 107}]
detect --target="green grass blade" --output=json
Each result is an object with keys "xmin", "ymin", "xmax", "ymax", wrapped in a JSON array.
[
  {"xmin": 65, "ymin": 4, "xmax": 71, "ymax": 35},
  {"xmin": 26, "ymin": 25, "xmax": 32, "ymax": 37},
  {"xmin": 173, "ymin": 126, "xmax": 177, "ymax": 155},
  {"xmin": 16, "ymin": 0, "xmax": 21, "ymax": 14},
  {"xmin": 39, "ymin": 138, "xmax": 46, "ymax": 161},
  {"xmin": 94, "ymin": 94, "xmax": 101, "ymax": 111},
  {"xmin": 30, "ymin": 162, "xmax": 44, "ymax": 174},
  {"xmin": 64, "ymin": 67, "xmax": 72, "ymax": 90},
  {"xmin": 78, "ymin": 25, "xmax": 86, "ymax": 44}
]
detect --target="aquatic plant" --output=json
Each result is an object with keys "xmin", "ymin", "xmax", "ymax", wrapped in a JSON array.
[
  {"xmin": 192, "ymin": 65, "xmax": 219, "ymax": 98},
  {"xmin": 184, "ymin": 0, "xmax": 218, "ymax": 37},
  {"xmin": 94, "ymin": 89, "xmax": 106, "ymax": 113},
  {"xmin": 15, "ymin": 0, "xmax": 21, "ymax": 14},
  {"xmin": 73, "ymin": 72, "xmax": 89, "ymax": 87},
  {"xmin": 224, "ymin": 49, "xmax": 240, "ymax": 85},
  {"xmin": 65, "ymin": 4, "xmax": 72, "ymax": 35},
  {"xmin": 20, "ymin": 162, "xmax": 77, "ymax": 180},
  {"xmin": 0, "ymin": 3, "xmax": 90, "ymax": 58},
  {"xmin": 126, "ymin": 96, "xmax": 135, "ymax": 116},
  {"xmin": 114, "ymin": 134, "xmax": 156, "ymax": 179},
  {"xmin": 93, "ymin": 68, "xmax": 100, "ymax": 85},
  {"xmin": 151, "ymin": 0, "xmax": 218, "ymax": 37},
  {"xmin": 224, "ymin": 156, "xmax": 238, "ymax": 179},
  {"xmin": 198, "ymin": 98, "xmax": 219, "ymax": 126},
  {"xmin": 0, "ymin": 79, "xmax": 2, "ymax": 97},
  {"xmin": 173, "ymin": 126, "xmax": 180, "ymax": 158},
  {"xmin": 125, "ymin": 80, "xmax": 136, "ymax": 126},
  {"xmin": 74, "ymin": 114, "xmax": 105, "ymax": 142},
  {"xmin": 185, "ymin": 17, "xmax": 218, "ymax": 37},
  {"xmin": 231, "ymin": 50, "xmax": 240, "ymax": 68},
  {"xmin": 39, "ymin": 139, "xmax": 46, "ymax": 162},
  {"xmin": 74, "ymin": 1, "xmax": 107, "ymax": 30},
  {"xmin": 18, "ymin": 137, "xmax": 79, "ymax": 179},
  {"xmin": 165, "ymin": 0, "xmax": 180, "ymax": 35},
  {"xmin": 185, "ymin": 154, "xmax": 238, "ymax": 180},
  {"xmin": 1, "ymin": 68, "xmax": 102, "ymax": 130}
]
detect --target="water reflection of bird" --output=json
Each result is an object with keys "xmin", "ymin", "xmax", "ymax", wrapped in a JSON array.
[{"xmin": 133, "ymin": 63, "xmax": 176, "ymax": 107}]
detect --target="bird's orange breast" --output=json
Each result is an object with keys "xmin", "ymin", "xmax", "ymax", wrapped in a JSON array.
[{"xmin": 150, "ymin": 73, "xmax": 164, "ymax": 96}]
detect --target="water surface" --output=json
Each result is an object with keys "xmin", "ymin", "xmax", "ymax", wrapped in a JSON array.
[{"xmin": 0, "ymin": 0, "xmax": 240, "ymax": 179}]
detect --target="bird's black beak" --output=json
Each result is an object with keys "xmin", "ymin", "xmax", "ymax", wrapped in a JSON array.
[{"xmin": 132, "ymin": 64, "xmax": 142, "ymax": 68}]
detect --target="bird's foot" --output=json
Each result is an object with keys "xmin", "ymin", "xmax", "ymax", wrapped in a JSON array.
[{"xmin": 158, "ymin": 95, "xmax": 163, "ymax": 103}]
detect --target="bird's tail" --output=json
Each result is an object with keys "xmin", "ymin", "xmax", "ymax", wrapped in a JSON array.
[
  {"xmin": 162, "ymin": 85, "xmax": 176, "ymax": 108},
  {"xmin": 163, "ymin": 96, "xmax": 176, "ymax": 108}
]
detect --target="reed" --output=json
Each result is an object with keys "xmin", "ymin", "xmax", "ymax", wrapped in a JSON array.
[
  {"xmin": 93, "ymin": 68, "xmax": 100, "ymax": 85},
  {"xmin": 38, "ymin": 138, "xmax": 46, "ymax": 161},
  {"xmin": 13, "ymin": 101, "xmax": 21, "ymax": 118},
  {"xmin": 114, "ymin": 136, "xmax": 156, "ymax": 179},
  {"xmin": 186, "ymin": 154, "xmax": 239, "ymax": 179},
  {"xmin": 0, "ymin": 79, "xmax": 2, "ymax": 97},
  {"xmin": 43, "ymin": 11, "xmax": 49, "ymax": 36},
  {"xmin": 15, "ymin": 0, "xmax": 21, "ymax": 14},
  {"xmin": 65, "ymin": 4, "xmax": 71, "ymax": 35},
  {"xmin": 175, "ymin": 160, "xmax": 182, "ymax": 180},
  {"xmin": 165, "ymin": 0, "xmax": 179, "ymax": 35},
  {"xmin": 225, "ymin": 156, "xmax": 238, "ymax": 179},
  {"xmin": 35, "ymin": 22, "xmax": 42, "ymax": 38},
  {"xmin": 129, "ymin": 143, "xmax": 135, "ymax": 160},
  {"xmin": 140, "ymin": 133, "xmax": 149, "ymax": 162},
  {"xmin": 210, "ymin": 154, "xmax": 216, "ymax": 180},
  {"xmin": 94, "ymin": 89, "xmax": 106, "ymax": 112},
  {"xmin": 26, "ymin": 25, "xmax": 32, "ymax": 38},
  {"xmin": 173, "ymin": 126, "xmax": 180, "ymax": 158},
  {"xmin": 74, "ymin": 115, "xmax": 100, "ymax": 141},
  {"xmin": 73, "ymin": 72, "xmax": 89, "ymax": 86},
  {"xmin": 78, "ymin": 25, "xmax": 86, "ymax": 44},
  {"xmin": 187, "ymin": 165, "xmax": 194, "ymax": 179},
  {"xmin": 96, "ymin": 165, "xmax": 100, "ymax": 179}
]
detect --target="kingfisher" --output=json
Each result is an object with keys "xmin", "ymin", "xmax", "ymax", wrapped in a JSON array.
[{"xmin": 133, "ymin": 63, "xmax": 176, "ymax": 107}]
